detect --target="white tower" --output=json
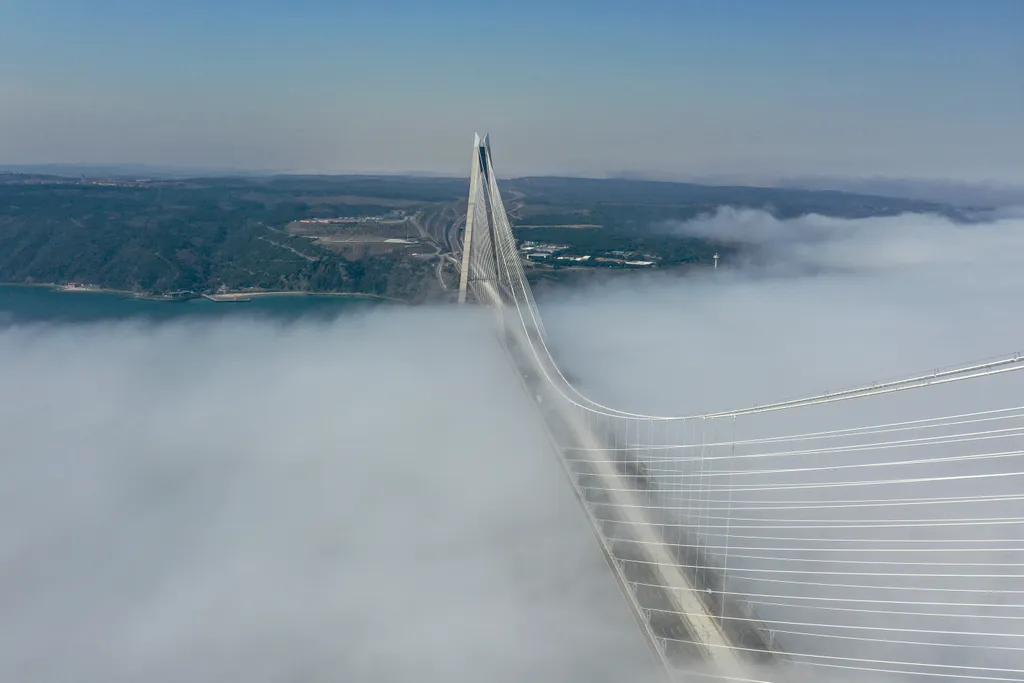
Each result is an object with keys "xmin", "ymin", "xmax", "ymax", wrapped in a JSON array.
[
  {"xmin": 713, "ymin": 252, "xmax": 720, "ymax": 270},
  {"xmin": 457, "ymin": 133, "xmax": 489, "ymax": 305}
]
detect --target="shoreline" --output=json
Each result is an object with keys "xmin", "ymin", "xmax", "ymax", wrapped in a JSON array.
[
  {"xmin": 0, "ymin": 282, "xmax": 406, "ymax": 304},
  {"xmin": 202, "ymin": 290, "xmax": 404, "ymax": 303}
]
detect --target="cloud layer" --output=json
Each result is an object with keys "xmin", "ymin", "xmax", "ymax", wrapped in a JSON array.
[
  {"xmin": 540, "ymin": 207, "xmax": 1024, "ymax": 679},
  {"xmin": 0, "ymin": 310, "xmax": 657, "ymax": 682},
  {"xmin": 543, "ymin": 207, "xmax": 1024, "ymax": 415},
  {"xmin": 3, "ymin": 206, "xmax": 1022, "ymax": 681}
]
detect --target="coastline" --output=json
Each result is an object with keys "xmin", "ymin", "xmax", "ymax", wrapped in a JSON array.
[
  {"xmin": 0, "ymin": 282, "xmax": 406, "ymax": 304},
  {"xmin": 202, "ymin": 290, "xmax": 406, "ymax": 303},
  {"xmin": 0, "ymin": 282, "xmax": 186, "ymax": 300}
]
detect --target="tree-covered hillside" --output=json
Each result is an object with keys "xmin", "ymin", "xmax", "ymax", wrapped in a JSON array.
[{"xmin": 0, "ymin": 177, "xmax": 437, "ymax": 301}]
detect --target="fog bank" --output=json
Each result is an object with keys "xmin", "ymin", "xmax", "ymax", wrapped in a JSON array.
[
  {"xmin": 545, "ymin": 207, "xmax": 1024, "ymax": 415},
  {"xmin": 0, "ymin": 309, "xmax": 657, "ymax": 682},
  {"xmin": 541, "ymin": 207, "xmax": 1024, "ymax": 680}
]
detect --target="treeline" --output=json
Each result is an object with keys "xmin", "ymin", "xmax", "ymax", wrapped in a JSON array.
[
  {"xmin": 0, "ymin": 180, "xmax": 435, "ymax": 301},
  {"xmin": 505, "ymin": 176, "xmax": 954, "ymax": 219}
]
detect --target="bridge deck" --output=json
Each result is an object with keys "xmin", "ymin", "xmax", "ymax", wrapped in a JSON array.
[
  {"xmin": 501, "ymin": 320, "xmax": 776, "ymax": 680},
  {"xmin": 458, "ymin": 131, "xmax": 780, "ymax": 679}
]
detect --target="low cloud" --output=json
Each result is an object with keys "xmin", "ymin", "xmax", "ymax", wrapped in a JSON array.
[
  {"xmin": 0, "ymin": 309, "xmax": 657, "ymax": 682},
  {"xmin": 543, "ymin": 208, "xmax": 1024, "ymax": 415},
  {"xmin": 541, "ymin": 207, "xmax": 1024, "ymax": 679},
  {"xmin": 664, "ymin": 206, "xmax": 1024, "ymax": 276},
  {"xmin": 4, "ymin": 206, "xmax": 1022, "ymax": 681}
]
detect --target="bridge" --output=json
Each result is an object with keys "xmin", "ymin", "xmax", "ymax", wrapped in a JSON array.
[{"xmin": 452, "ymin": 134, "xmax": 1024, "ymax": 682}]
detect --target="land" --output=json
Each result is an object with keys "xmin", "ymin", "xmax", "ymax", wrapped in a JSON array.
[{"xmin": 0, "ymin": 171, "xmax": 963, "ymax": 303}]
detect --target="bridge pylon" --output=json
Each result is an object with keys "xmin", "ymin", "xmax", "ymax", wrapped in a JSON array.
[
  {"xmin": 454, "ymin": 133, "xmax": 1024, "ymax": 682},
  {"xmin": 458, "ymin": 133, "xmax": 493, "ymax": 305},
  {"xmin": 454, "ymin": 134, "xmax": 780, "ymax": 681}
]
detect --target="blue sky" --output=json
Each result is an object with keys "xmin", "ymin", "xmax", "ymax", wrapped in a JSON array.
[{"xmin": 1, "ymin": 0, "xmax": 1021, "ymax": 181}]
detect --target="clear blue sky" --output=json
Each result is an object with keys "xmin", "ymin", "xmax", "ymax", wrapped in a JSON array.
[{"xmin": 1, "ymin": 0, "xmax": 1021, "ymax": 181}]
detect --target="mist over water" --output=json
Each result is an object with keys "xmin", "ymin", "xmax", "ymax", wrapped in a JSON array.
[
  {"xmin": 544, "ymin": 207, "xmax": 1024, "ymax": 415},
  {"xmin": 542, "ymin": 208, "xmax": 1024, "ymax": 680},
  {"xmin": 0, "ymin": 309, "xmax": 657, "ymax": 682},
  {"xmin": 2, "ymin": 207, "xmax": 1022, "ymax": 682}
]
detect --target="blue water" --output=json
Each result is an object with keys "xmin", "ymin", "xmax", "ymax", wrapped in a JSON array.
[{"xmin": 0, "ymin": 286, "xmax": 386, "ymax": 325}]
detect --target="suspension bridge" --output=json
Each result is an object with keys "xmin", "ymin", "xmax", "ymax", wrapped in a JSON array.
[{"xmin": 454, "ymin": 133, "xmax": 1024, "ymax": 682}]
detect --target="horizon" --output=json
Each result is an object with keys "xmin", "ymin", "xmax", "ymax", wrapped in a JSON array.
[
  {"xmin": 2, "ymin": 1, "xmax": 1021, "ymax": 183},
  {"xmin": 6, "ymin": 160, "xmax": 1023, "ymax": 208}
]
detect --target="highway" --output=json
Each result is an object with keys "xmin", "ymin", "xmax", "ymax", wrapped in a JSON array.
[
  {"xmin": 408, "ymin": 204, "xmax": 462, "ymax": 291},
  {"xmin": 455, "ymin": 138, "xmax": 779, "ymax": 677},
  {"xmin": 446, "ymin": 213, "xmax": 464, "ymax": 259},
  {"xmin": 466, "ymin": 272, "xmax": 772, "ymax": 680}
]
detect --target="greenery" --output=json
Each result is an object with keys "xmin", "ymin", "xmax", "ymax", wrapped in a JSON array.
[
  {"xmin": 503, "ymin": 176, "xmax": 960, "ymax": 271},
  {"xmin": 0, "ymin": 176, "xmax": 439, "ymax": 301},
  {"xmin": 0, "ymin": 171, "xmax": 963, "ymax": 303},
  {"xmin": 505, "ymin": 176, "xmax": 956, "ymax": 219}
]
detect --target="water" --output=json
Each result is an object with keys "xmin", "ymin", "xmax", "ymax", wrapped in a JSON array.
[{"xmin": 0, "ymin": 285, "xmax": 387, "ymax": 325}]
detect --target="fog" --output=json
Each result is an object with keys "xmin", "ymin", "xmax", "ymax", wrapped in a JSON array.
[
  {"xmin": 3, "ymin": 207, "xmax": 1022, "ymax": 682},
  {"xmin": 0, "ymin": 310, "xmax": 658, "ymax": 682},
  {"xmin": 543, "ymin": 207, "xmax": 1024, "ymax": 415},
  {"xmin": 540, "ymin": 208, "xmax": 1024, "ymax": 680}
]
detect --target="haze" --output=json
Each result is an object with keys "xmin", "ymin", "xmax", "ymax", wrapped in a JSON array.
[
  {"xmin": 1, "ymin": 0, "xmax": 1022, "ymax": 183},
  {"xmin": 542, "ymin": 208, "xmax": 1024, "ymax": 678},
  {"xmin": 2, "ymin": 207, "xmax": 1021, "ymax": 680},
  {"xmin": 0, "ymin": 310, "xmax": 660, "ymax": 682}
]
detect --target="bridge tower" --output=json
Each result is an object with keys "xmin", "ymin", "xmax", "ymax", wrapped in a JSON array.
[
  {"xmin": 453, "ymin": 134, "xmax": 781, "ymax": 681},
  {"xmin": 453, "ymin": 132, "xmax": 1024, "ymax": 682},
  {"xmin": 458, "ymin": 133, "xmax": 492, "ymax": 305}
]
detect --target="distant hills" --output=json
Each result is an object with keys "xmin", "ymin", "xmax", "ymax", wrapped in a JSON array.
[
  {"xmin": 0, "ymin": 163, "xmax": 271, "ymax": 179},
  {"xmin": 774, "ymin": 177, "xmax": 1024, "ymax": 208},
  {"xmin": 3, "ymin": 163, "xmax": 1020, "ymax": 209}
]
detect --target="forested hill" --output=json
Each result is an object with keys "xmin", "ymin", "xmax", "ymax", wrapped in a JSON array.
[
  {"xmin": 0, "ymin": 176, "xmax": 446, "ymax": 300},
  {"xmin": 0, "ymin": 172, "xmax": 962, "ymax": 301}
]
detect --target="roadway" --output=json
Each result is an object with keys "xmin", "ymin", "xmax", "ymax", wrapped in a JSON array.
[
  {"xmin": 505, "ymin": 327, "xmax": 753, "ymax": 680},
  {"xmin": 460, "ymin": 139, "xmax": 781, "ymax": 680},
  {"xmin": 408, "ymin": 204, "xmax": 462, "ymax": 292},
  {"xmin": 470, "ymin": 274, "xmax": 775, "ymax": 680}
]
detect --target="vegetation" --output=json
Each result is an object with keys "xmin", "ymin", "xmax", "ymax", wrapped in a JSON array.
[
  {"xmin": 503, "ymin": 176, "xmax": 958, "ymax": 273},
  {"xmin": 0, "ymin": 176, "xmax": 440, "ymax": 301},
  {"xmin": 0, "ymin": 171, "xmax": 960, "ymax": 302},
  {"xmin": 504, "ymin": 176, "xmax": 956, "ymax": 219}
]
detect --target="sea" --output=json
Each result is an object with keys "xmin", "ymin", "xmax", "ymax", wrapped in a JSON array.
[{"xmin": 0, "ymin": 285, "xmax": 386, "ymax": 326}]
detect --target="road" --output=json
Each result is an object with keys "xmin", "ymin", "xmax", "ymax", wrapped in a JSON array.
[
  {"xmin": 416, "ymin": 186, "xmax": 523, "ymax": 291},
  {"xmin": 405, "ymin": 202, "xmax": 467, "ymax": 292},
  {"xmin": 446, "ymin": 214, "xmax": 465, "ymax": 259},
  {"xmin": 485, "ymin": 278, "xmax": 762, "ymax": 680}
]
